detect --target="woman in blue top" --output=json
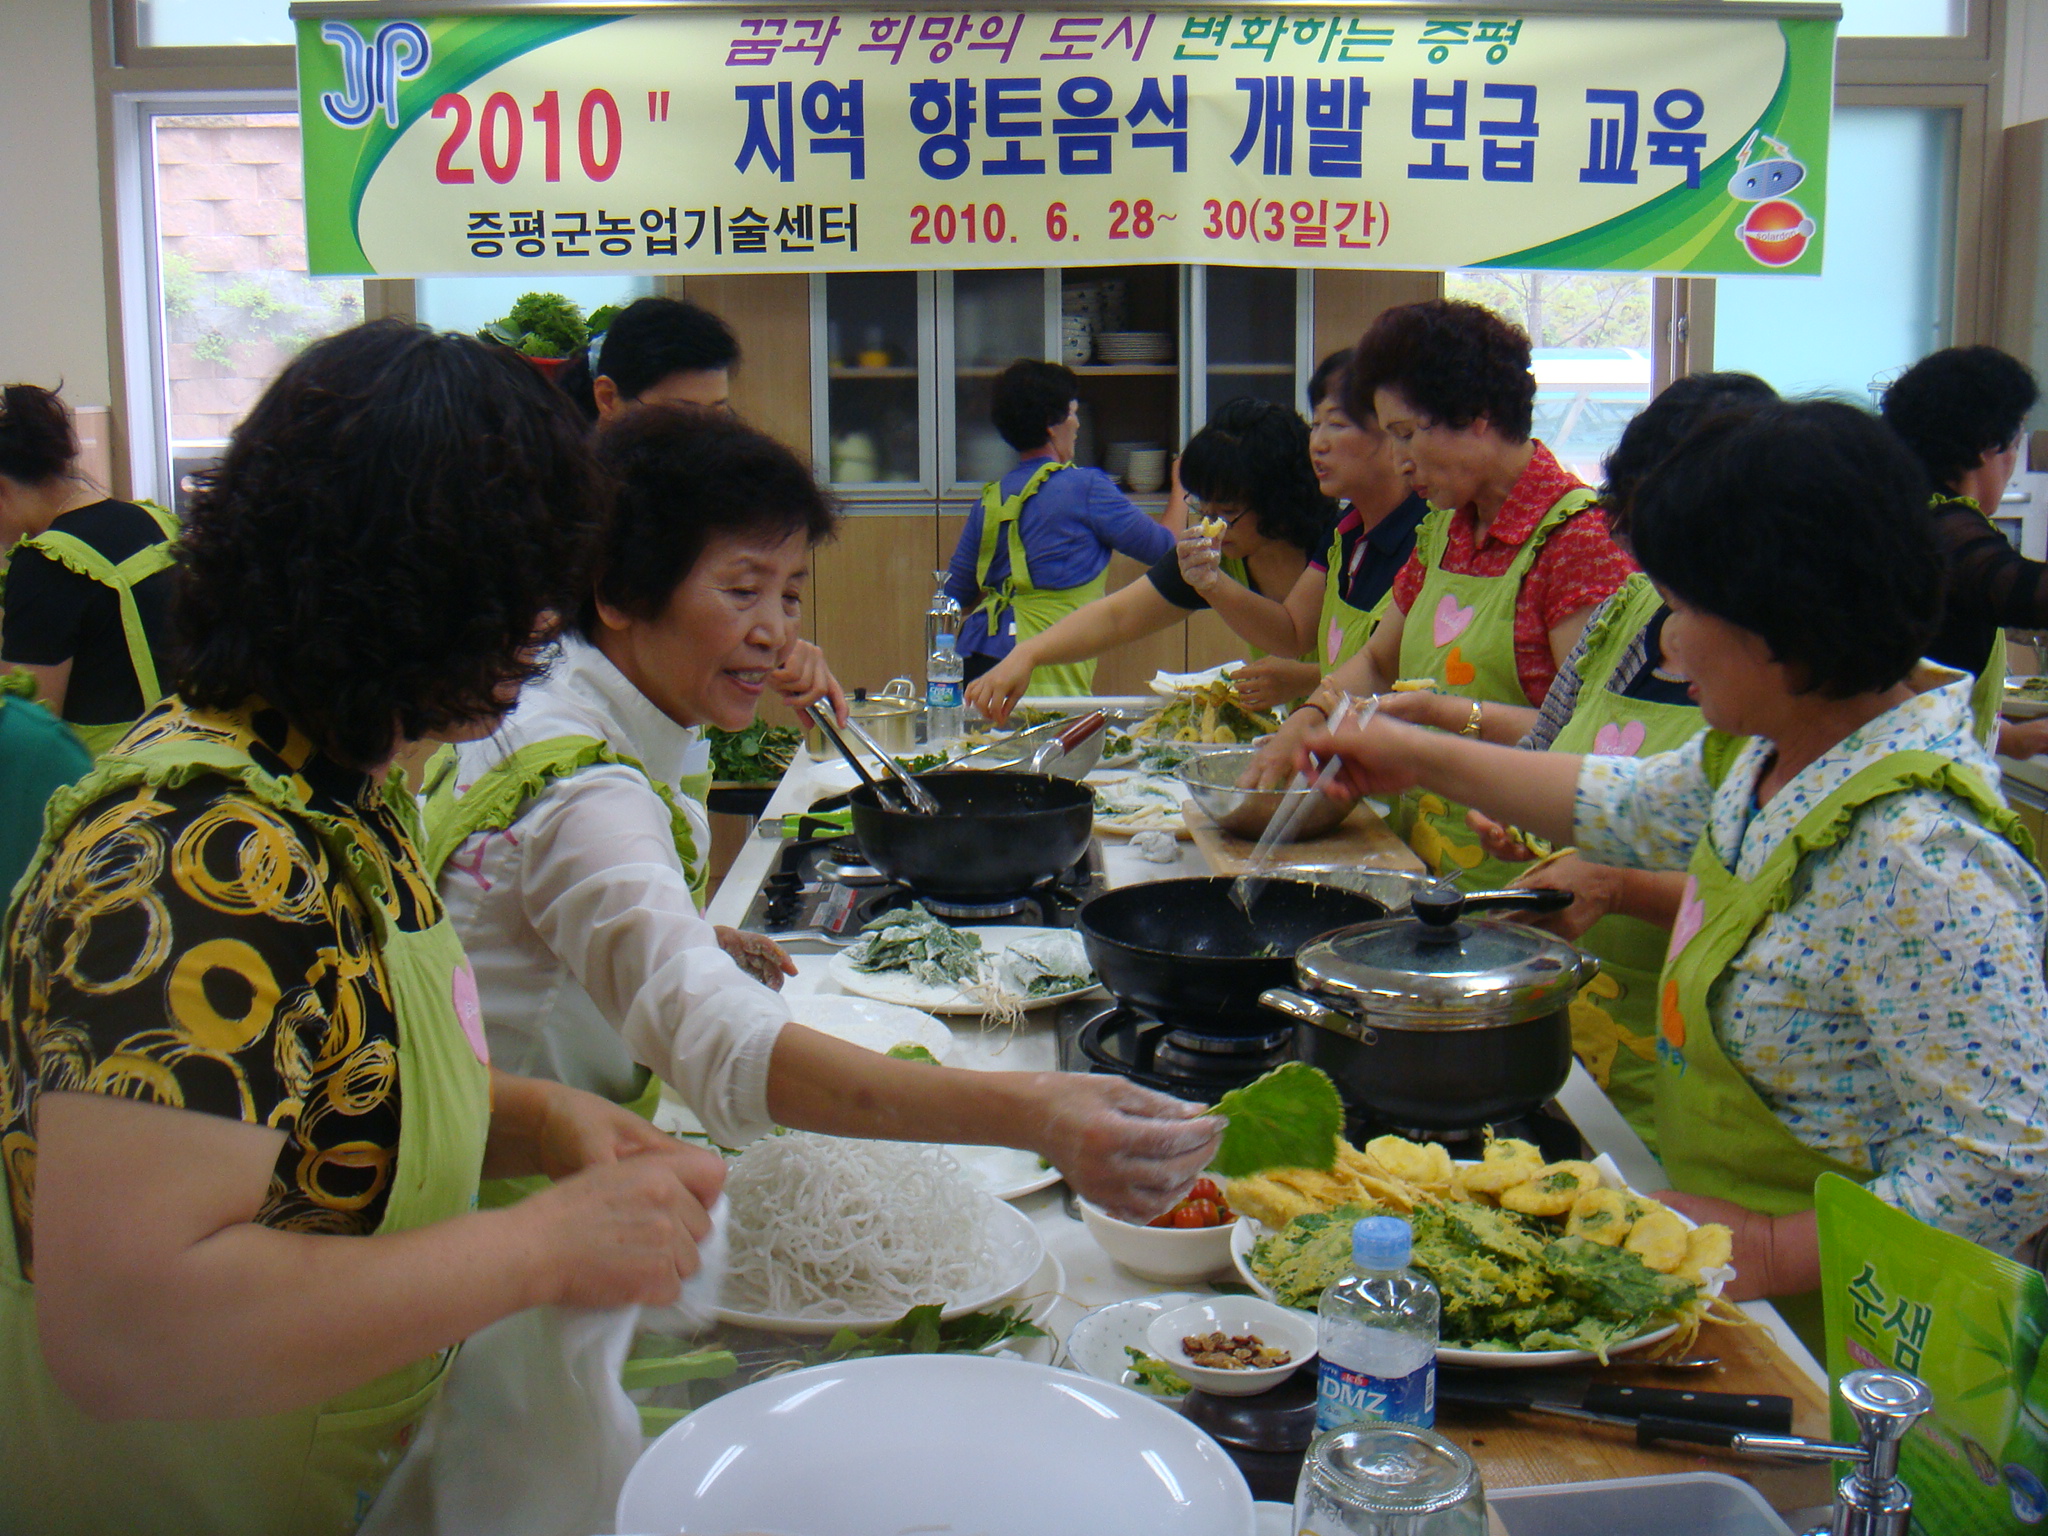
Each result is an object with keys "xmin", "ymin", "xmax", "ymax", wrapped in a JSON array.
[{"xmin": 945, "ymin": 360, "xmax": 1178, "ymax": 697}]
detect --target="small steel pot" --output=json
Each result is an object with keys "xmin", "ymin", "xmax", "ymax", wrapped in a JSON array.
[
  {"xmin": 804, "ymin": 677, "xmax": 921, "ymax": 758},
  {"xmin": 1259, "ymin": 886, "xmax": 1597, "ymax": 1130}
]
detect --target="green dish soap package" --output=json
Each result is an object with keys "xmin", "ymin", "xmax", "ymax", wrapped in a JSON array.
[{"xmin": 1817, "ymin": 1173, "xmax": 2048, "ymax": 1531}]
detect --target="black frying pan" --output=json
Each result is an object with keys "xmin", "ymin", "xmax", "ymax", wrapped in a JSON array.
[
  {"xmin": 848, "ymin": 770, "xmax": 1094, "ymax": 901},
  {"xmin": 1078, "ymin": 876, "xmax": 1388, "ymax": 1036}
]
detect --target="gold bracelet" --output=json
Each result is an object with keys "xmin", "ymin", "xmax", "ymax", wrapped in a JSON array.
[{"xmin": 1459, "ymin": 699, "xmax": 1484, "ymax": 737}]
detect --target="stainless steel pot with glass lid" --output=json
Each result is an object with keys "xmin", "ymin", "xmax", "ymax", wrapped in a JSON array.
[{"xmin": 1258, "ymin": 886, "xmax": 1598, "ymax": 1130}]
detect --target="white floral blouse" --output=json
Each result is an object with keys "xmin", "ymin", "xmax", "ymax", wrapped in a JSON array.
[{"xmin": 1574, "ymin": 678, "xmax": 2048, "ymax": 1256}]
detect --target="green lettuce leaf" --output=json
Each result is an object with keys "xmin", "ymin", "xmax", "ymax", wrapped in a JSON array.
[{"xmin": 1209, "ymin": 1062, "xmax": 1342, "ymax": 1179}]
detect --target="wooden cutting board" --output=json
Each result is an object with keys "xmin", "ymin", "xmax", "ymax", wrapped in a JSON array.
[{"xmin": 1183, "ymin": 799, "xmax": 1425, "ymax": 876}]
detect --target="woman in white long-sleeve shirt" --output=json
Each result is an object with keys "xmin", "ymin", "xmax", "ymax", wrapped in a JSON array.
[{"xmin": 429, "ymin": 406, "xmax": 1221, "ymax": 1215}]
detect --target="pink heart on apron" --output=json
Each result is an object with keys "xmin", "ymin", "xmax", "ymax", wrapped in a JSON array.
[
  {"xmin": 1592, "ymin": 719, "xmax": 1648, "ymax": 757},
  {"xmin": 451, "ymin": 962, "xmax": 490, "ymax": 1064},
  {"xmin": 1432, "ymin": 592, "xmax": 1475, "ymax": 648},
  {"xmin": 1665, "ymin": 875, "xmax": 1706, "ymax": 962},
  {"xmin": 1326, "ymin": 617, "xmax": 1345, "ymax": 665}
]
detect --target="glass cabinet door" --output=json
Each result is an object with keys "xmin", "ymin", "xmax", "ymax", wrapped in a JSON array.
[
  {"xmin": 814, "ymin": 271, "xmax": 933, "ymax": 494},
  {"xmin": 944, "ymin": 268, "xmax": 1053, "ymax": 493},
  {"xmin": 1199, "ymin": 266, "xmax": 1307, "ymax": 423}
]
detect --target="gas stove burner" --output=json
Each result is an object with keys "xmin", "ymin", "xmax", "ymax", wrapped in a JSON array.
[
  {"xmin": 917, "ymin": 892, "xmax": 1041, "ymax": 922},
  {"xmin": 812, "ymin": 846, "xmax": 886, "ymax": 885},
  {"xmin": 1077, "ymin": 1006, "xmax": 1295, "ymax": 1103}
]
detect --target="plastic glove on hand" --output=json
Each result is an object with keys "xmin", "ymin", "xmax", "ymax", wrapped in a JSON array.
[{"xmin": 1034, "ymin": 1074, "xmax": 1223, "ymax": 1223}]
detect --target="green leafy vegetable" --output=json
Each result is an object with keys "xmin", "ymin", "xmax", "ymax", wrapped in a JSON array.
[
  {"xmin": 1123, "ymin": 1347, "xmax": 1192, "ymax": 1397},
  {"xmin": 885, "ymin": 1042, "xmax": 940, "ymax": 1064},
  {"xmin": 707, "ymin": 721, "xmax": 802, "ymax": 784},
  {"xmin": 478, "ymin": 291, "xmax": 589, "ymax": 358},
  {"xmin": 1210, "ymin": 1062, "xmax": 1343, "ymax": 1179},
  {"xmin": 901, "ymin": 751, "xmax": 951, "ymax": 772},
  {"xmin": 818, "ymin": 1304, "xmax": 1045, "ymax": 1362},
  {"xmin": 847, "ymin": 903, "xmax": 985, "ymax": 987}
]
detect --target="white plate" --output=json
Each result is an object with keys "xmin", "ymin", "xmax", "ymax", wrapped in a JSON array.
[
  {"xmin": 947, "ymin": 1143, "xmax": 1064, "ymax": 1201},
  {"xmin": 1226, "ymin": 1158, "xmax": 1725, "ymax": 1369},
  {"xmin": 618, "ymin": 1355, "xmax": 1254, "ymax": 1536},
  {"xmin": 828, "ymin": 926, "xmax": 1101, "ymax": 1015},
  {"xmin": 715, "ymin": 1195, "xmax": 1045, "ymax": 1336},
  {"xmin": 1150, "ymin": 663, "xmax": 1242, "ymax": 698},
  {"xmin": 1062, "ymin": 1291, "xmax": 1209, "ymax": 1396},
  {"xmin": 983, "ymin": 1248, "xmax": 1065, "ymax": 1362},
  {"xmin": 787, "ymin": 994, "xmax": 954, "ymax": 1063}
]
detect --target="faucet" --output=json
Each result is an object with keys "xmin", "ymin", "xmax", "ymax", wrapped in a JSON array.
[{"xmin": 1729, "ymin": 1368, "xmax": 1933, "ymax": 1536}]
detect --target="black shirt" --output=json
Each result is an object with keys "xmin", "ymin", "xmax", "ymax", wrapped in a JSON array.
[
  {"xmin": 1145, "ymin": 505, "xmax": 1342, "ymax": 612},
  {"xmin": 1, "ymin": 499, "xmax": 174, "ymax": 725},
  {"xmin": 1927, "ymin": 496, "xmax": 2048, "ymax": 677},
  {"xmin": 1312, "ymin": 492, "xmax": 1431, "ymax": 615}
]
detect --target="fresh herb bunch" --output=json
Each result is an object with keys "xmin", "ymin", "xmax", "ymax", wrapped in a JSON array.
[
  {"xmin": 817, "ymin": 1304, "xmax": 1045, "ymax": 1362},
  {"xmin": 847, "ymin": 903, "xmax": 985, "ymax": 987},
  {"xmin": 478, "ymin": 291, "xmax": 589, "ymax": 358},
  {"xmin": 1122, "ymin": 1347, "xmax": 1192, "ymax": 1396},
  {"xmin": 707, "ymin": 721, "xmax": 802, "ymax": 784}
]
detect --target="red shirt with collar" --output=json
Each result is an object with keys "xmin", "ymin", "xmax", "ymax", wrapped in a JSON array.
[{"xmin": 1390, "ymin": 440, "xmax": 1636, "ymax": 706}]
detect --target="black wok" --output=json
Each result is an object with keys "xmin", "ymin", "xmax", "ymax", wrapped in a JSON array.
[
  {"xmin": 848, "ymin": 770, "xmax": 1093, "ymax": 901},
  {"xmin": 1078, "ymin": 877, "xmax": 1388, "ymax": 1036}
]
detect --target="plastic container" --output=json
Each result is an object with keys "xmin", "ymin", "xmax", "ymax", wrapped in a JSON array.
[
  {"xmin": 1316, "ymin": 1216, "xmax": 1440, "ymax": 1432},
  {"xmin": 1486, "ymin": 1472, "xmax": 1794, "ymax": 1536}
]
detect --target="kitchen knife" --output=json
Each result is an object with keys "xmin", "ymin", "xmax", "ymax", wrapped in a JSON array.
[
  {"xmin": 1470, "ymin": 1402, "xmax": 1788, "ymax": 1452},
  {"xmin": 1436, "ymin": 1377, "xmax": 1793, "ymax": 1434}
]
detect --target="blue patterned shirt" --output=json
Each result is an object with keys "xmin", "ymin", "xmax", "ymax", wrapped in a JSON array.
[{"xmin": 1574, "ymin": 678, "xmax": 2048, "ymax": 1256}]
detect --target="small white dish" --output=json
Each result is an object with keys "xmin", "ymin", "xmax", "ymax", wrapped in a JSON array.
[
  {"xmin": 946, "ymin": 1143, "xmax": 1063, "ymax": 1201},
  {"xmin": 1254, "ymin": 1501, "xmax": 1296, "ymax": 1536},
  {"xmin": 1063, "ymin": 1291, "xmax": 1207, "ymax": 1395},
  {"xmin": 788, "ymin": 994, "xmax": 954, "ymax": 1062},
  {"xmin": 1147, "ymin": 1297, "xmax": 1318, "ymax": 1397},
  {"xmin": 1080, "ymin": 1197, "xmax": 1235, "ymax": 1283}
]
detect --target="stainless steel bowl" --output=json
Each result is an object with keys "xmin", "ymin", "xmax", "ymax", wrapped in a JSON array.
[{"xmin": 1175, "ymin": 749, "xmax": 1356, "ymax": 841}]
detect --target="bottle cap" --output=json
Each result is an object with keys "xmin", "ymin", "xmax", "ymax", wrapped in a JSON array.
[{"xmin": 1353, "ymin": 1215, "xmax": 1411, "ymax": 1270}]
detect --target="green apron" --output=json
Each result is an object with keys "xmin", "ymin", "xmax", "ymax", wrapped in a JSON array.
[
  {"xmin": 7, "ymin": 500, "xmax": 179, "ymax": 758},
  {"xmin": 1389, "ymin": 487, "xmax": 1600, "ymax": 888},
  {"xmin": 1654, "ymin": 735, "xmax": 2032, "ymax": 1345},
  {"xmin": 1930, "ymin": 495, "xmax": 2008, "ymax": 749},
  {"xmin": 420, "ymin": 736, "xmax": 697, "ymax": 1205},
  {"xmin": 0, "ymin": 727, "xmax": 491, "ymax": 1536},
  {"xmin": 973, "ymin": 460, "xmax": 1110, "ymax": 698},
  {"xmin": 1315, "ymin": 518, "xmax": 1387, "ymax": 671},
  {"xmin": 1544, "ymin": 574, "xmax": 1702, "ymax": 1153}
]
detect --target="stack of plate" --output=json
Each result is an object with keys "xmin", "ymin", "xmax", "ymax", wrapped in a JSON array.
[
  {"xmin": 1094, "ymin": 331, "xmax": 1175, "ymax": 366},
  {"xmin": 1125, "ymin": 447, "xmax": 1169, "ymax": 493},
  {"xmin": 1104, "ymin": 440, "xmax": 1165, "ymax": 483}
]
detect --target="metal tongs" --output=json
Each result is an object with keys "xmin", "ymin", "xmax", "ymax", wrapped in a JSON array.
[
  {"xmin": 803, "ymin": 700, "xmax": 941, "ymax": 815},
  {"xmin": 1232, "ymin": 691, "xmax": 1375, "ymax": 917}
]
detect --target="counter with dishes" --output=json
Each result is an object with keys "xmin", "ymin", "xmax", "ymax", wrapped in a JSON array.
[{"xmin": 676, "ymin": 738, "xmax": 1838, "ymax": 1529}]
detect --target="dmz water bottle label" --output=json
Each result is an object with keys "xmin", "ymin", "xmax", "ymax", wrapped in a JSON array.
[
  {"xmin": 1315, "ymin": 1356, "xmax": 1434, "ymax": 1431},
  {"xmin": 927, "ymin": 681, "xmax": 962, "ymax": 709}
]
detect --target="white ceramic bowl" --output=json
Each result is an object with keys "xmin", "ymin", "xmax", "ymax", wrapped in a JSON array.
[
  {"xmin": 1147, "ymin": 1297, "xmax": 1319, "ymax": 1397},
  {"xmin": 617, "ymin": 1354, "xmax": 1257, "ymax": 1536},
  {"xmin": 1080, "ymin": 1198, "xmax": 1236, "ymax": 1283}
]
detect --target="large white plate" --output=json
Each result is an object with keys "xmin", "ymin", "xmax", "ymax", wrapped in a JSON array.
[
  {"xmin": 828, "ymin": 926, "xmax": 1101, "ymax": 1016},
  {"xmin": 1063, "ymin": 1291, "xmax": 1208, "ymax": 1397},
  {"xmin": 714, "ymin": 1196, "xmax": 1045, "ymax": 1336},
  {"xmin": 1226, "ymin": 1159, "xmax": 1726, "ymax": 1369},
  {"xmin": 787, "ymin": 994, "xmax": 954, "ymax": 1063},
  {"xmin": 947, "ymin": 1143, "xmax": 1064, "ymax": 1201},
  {"xmin": 984, "ymin": 1248, "xmax": 1065, "ymax": 1362}
]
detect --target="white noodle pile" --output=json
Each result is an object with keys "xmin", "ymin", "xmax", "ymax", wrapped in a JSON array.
[{"xmin": 720, "ymin": 1132, "xmax": 1002, "ymax": 1320}]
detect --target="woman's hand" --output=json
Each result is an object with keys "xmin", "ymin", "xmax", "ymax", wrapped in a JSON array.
[
  {"xmin": 1296, "ymin": 714, "xmax": 1431, "ymax": 799},
  {"xmin": 1654, "ymin": 1192, "xmax": 1820, "ymax": 1301},
  {"xmin": 718, "ymin": 924, "xmax": 796, "ymax": 989},
  {"xmin": 1229, "ymin": 657, "xmax": 1319, "ymax": 714},
  {"xmin": 1998, "ymin": 716, "xmax": 2048, "ymax": 760},
  {"xmin": 491, "ymin": 1073, "xmax": 683, "ymax": 1183},
  {"xmin": 1373, "ymin": 688, "xmax": 1463, "ymax": 733},
  {"xmin": 518, "ymin": 1149, "xmax": 726, "ymax": 1309},
  {"xmin": 1175, "ymin": 526, "xmax": 1227, "ymax": 597},
  {"xmin": 965, "ymin": 650, "xmax": 1033, "ymax": 726},
  {"xmin": 1027, "ymin": 1075, "xmax": 1223, "ymax": 1223},
  {"xmin": 1241, "ymin": 706, "xmax": 1323, "ymax": 789},
  {"xmin": 1466, "ymin": 809, "xmax": 1536, "ymax": 863},
  {"xmin": 772, "ymin": 639, "xmax": 846, "ymax": 725},
  {"xmin": 1508, "ymin": 853, "xmax": 1622, "ymax": 941}
]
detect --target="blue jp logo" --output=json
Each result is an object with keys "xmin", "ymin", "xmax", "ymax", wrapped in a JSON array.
[{"xmin": 319, "ymin": 20, "xmax": 430, "ymax": 130}]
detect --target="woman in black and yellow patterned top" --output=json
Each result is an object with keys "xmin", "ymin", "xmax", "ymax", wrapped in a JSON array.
[{"xmin": 0, "ymin": 321, "xmax": 728, "ymax": 1536}]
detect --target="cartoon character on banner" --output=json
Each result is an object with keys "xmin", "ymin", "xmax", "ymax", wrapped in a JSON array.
[{"xmin": 1727, "ymin": 131, "xmax": 1815, "ymax": 268}]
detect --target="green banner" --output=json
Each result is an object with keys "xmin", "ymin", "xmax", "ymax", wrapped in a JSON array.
[{"xmin": 297, "ymin": 7, "xmax": 1836, "ymax": 278}]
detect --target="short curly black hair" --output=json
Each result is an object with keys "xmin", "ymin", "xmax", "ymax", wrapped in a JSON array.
[
  {"xmin": 1179, "ymin": 396, "xmax": 1334, "ymax": 556},
  {"xmin": 1601, "ymin": 372, "xmax": 1776, "ymax": 541},
  {"xmin": 1630, "ymin": 400, "xmax": 1937, "ymax": 699},
  {"xmin": 174, "ymin": 320, "xmax": 606, "ymax": 768},
  {"xmin": 1344, "ymin": 300, "xmax": 1536, "ymax": 442},
  {"xmin": 1880, "ymin": 345, "xmax": 2039, "ymax": 491},
  {"xmin": 578, "ymin": 406, "xmax": 839, "ymax": 635},
  {"xmin": 990, "ymin": 359, "xmax": 1078, "ymax": 451}
]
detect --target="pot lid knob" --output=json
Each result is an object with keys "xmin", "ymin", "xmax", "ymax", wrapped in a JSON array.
[{"xmin": 1410, "ymin": 885, "xmax": 1466, "ymax": 927}]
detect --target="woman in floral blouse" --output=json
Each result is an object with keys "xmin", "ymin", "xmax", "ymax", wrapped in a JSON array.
[{"xmin": 1296, "ymin": 400, "xmax": 2048, "ymax": 1338}]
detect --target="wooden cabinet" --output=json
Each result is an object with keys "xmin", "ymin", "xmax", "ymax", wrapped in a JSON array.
[{"xmin": 812, "ymin": 512, "xmax": 938, "ymax": 696}]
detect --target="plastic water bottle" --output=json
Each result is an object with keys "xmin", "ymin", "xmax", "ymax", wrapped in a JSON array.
[
  {"xmin": 924, "ymin": 567, "xmax": 962, "ymax": 663},
  {"xmin": 1315, "ymin": 1215, "xmax": 1440, "ymax": 1432},
  {"xmin": 926, "ymin": 633, "xmax": 964, "ymax": 746}
]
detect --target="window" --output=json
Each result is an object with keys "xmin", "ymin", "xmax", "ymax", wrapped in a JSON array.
[
  {"xmin": 412, "ymin": 276, "xmax": 659, "ymax": 346},
  {"xmin": 132, "ymin": 108, "xmax": 363, "ymax": 509},
  {"xmin": 134, "ymin": 0, "xmax": 293, "ymax": 48},
  {"xmin": 1713, "ymin": 106, "xmax": 1957, "ymax": 402},
  {"xmin": 1446, "ymin": 271, "xmax": 1652, "ymax": 484},
  {"xmin": 1837, "ymin": 0, "xmax": 1968, "ymax": 38}
]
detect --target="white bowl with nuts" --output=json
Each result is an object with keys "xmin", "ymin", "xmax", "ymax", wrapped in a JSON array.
[{"xmin": 1146, "ymin": 1297, "xmax": 1319, "ymax": 1397}]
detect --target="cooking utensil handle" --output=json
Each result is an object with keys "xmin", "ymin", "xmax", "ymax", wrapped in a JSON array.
[
  {"xmin": 1586, "ymin": 1385, "xmax": 1794, "ymax": 1433},
  {"xmin": 1055, "ymin": 710, "xmax": 1107, "ymax": 753},
  {"xmin": 837, "ymin": 712, "xmax": 940, "ymax": 814},
  {"xmin": 1258, "ymin": 986, "xmax": 1361, "ymax": 1038},
  {"xmin": 1454, "ymin": 887, "xmax": 1576, "ymax": 915},
  {"xmin": 1634, "ymin": 1414, "xmax": 1747, "ymax": 1450},
  {"xmin": 806, "ymin": 702, "xmax": 899, "ymax": 810}
]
